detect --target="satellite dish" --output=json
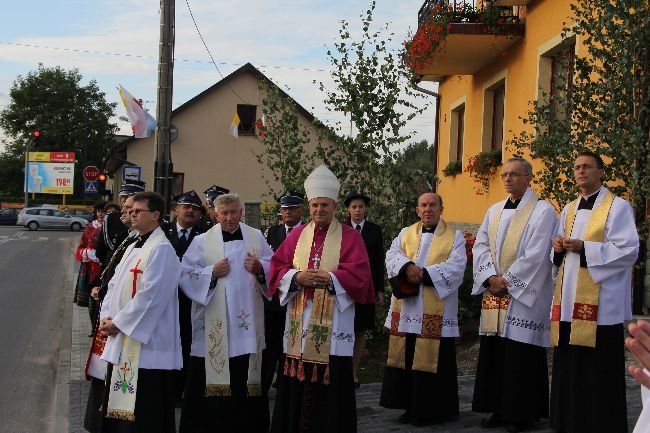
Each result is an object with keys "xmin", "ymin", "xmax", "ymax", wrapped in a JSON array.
[{"xmin": 170, "ymin": 124, "xmax": 178, "ymax": 142}]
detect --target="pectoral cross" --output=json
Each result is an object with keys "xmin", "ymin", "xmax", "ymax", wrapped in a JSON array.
[
  {"xmin": 129, "ymin": 259, "xmax": 143, "ymax": 297},
  {"xmin": 311, "ymin": 253, "xmax": 321, "ymax": 269}
]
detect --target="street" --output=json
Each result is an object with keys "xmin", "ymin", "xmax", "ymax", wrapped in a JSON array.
[{"xmin": 0, "ymin": 226, "xmax": 80, "ymax": 433}]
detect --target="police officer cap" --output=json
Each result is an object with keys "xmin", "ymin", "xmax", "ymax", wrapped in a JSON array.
[
  {"xmin": 279, "ymin": 191, "xmax": 305, "ymax": 208},
  {"xmin": 119, "ymin": 180, "xmax": 146, "ymax": 197},
  {"xmin": 343, "ymin": 190, "xmax": 370, "ymax": 207},
  {"xmin": 174, "ymin": 190, "xmax": 202, "ymax": 208},
  {"xmin": 204, "ymin": 185, "xmax": 230, "ymax": 200}
]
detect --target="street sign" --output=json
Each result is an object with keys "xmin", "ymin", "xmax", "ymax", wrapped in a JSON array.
[
  {"xmin": 84, "ymin": 181, "xmax": 99, "ymax": 194},
  {"xmin": 123, "ymin": 165, "xmax": 141, "ymax": 181},
  {"xmin": 83, "ymin": 165, "xmax": 100, "ymax": 182}
]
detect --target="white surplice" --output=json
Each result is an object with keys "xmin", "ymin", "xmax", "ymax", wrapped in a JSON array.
[
  {"xmin": 552, "ymin": 186, "xmax": 639, "ymax": 324},
  {"xmin": 179, "ymin": 223, "xmax": 273, "ymax": 358},
  {"xmin": 100, "ymin": 227, "xmax": 183, "ymax": 369},
  {"xmin": 384, "ymin": 223, "xmax": 467, "ymax": 338},
  {"xmin": 472, "ymin": 188, "xmax": 557, "ymax": 347}
]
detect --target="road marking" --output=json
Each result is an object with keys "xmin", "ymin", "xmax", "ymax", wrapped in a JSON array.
[
  {"xmin": 35, "ymin": 237, "xmax": 49, "ymax": 241},
  {"xmin": 0, "ymin": 232, "xmax": 24, "ymax": 245}
]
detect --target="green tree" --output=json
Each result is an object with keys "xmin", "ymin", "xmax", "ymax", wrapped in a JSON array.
[
  {"xmin": 252, "ymin": 80, "xmax": 318, "ymax": 200},
  {"xmin": 316, "ymin": 1, "xmax": 430, "ymax": 239},
  {"xmin": 0, "ymin": 64, "xmax": 117, "ymax": 199},
  {"xmin": 508, "ymin": 0, "xmax": 649, "ymax": 225}
]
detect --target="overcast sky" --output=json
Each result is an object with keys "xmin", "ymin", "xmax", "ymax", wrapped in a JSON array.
[{"xmin": 0, "ymin": 0, "xmax": 438, "ymax": 146}]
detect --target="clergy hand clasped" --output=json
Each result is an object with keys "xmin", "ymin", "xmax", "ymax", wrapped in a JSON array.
[
  {"xmin": 405, "ymin": 264, "xmax": 423, "ymax": 286},
  {"xmin": 244, "ymin": 252, "xmax": 263, "ymax": 274},
  {"xmin": 212, "ymin": 258, "xmax": 230, "ymax": 278},
  {"xmin": 552, "ymin": 236, "xmax": 584, "ymax": 254},
  {"xmin": 99, "ymin": 317, "xmax": 119, "ymax": 337},
  {"xmin": 487, "ymin": 275, "xmax": 511, "ymax": 296},
  {"xmin": 296, "ymin": 269, "xmax": 331, "ymax": 288}
]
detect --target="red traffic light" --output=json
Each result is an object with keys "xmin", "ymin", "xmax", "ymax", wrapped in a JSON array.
[
  {"xmin": 98, "ymin": 173, "xmax": 107, "ymax": 182},
  {"xmin": 33, "ymin": 130, "xmax": 41, "ymax": 138}
]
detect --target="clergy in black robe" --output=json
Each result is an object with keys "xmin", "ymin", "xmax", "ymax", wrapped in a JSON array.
[
  {"xmin": 268, "ymin": 165, "xmax": 374, "ymax": 433},
  {"xmin": 161, "ymin": 189, "xmax": 208, "ymax": 403},
  {"xmin": 550, "ymin": 152, "xmax": 639, "ymax": 433},
  {"xmin": 379, "ymin": 193, "xmax": 466, "ymax": 427}
]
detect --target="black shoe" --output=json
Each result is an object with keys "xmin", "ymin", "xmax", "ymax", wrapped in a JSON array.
[
  {"xmin": 481, "ymin": 413, "xmax": 505, "ymax": 428},
  {"xmin": 397, "ymin": 411, "xmax": 411, "ymax": 424}
]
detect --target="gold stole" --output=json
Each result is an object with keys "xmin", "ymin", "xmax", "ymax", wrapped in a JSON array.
[
  {"xmin": 480, "ymin": 195, "xmax": 538, "ymax": 334},
  {"xmin": 386, "ymin": 220, "xmax": 454, "ymax": 373},
  {"xmin": 285, "ymin": 220, "xmax": 342, "ymax": 383},
  {"xmin": 106, "ymin": 229, "xmax": 166, "ymax": 421},
  {"xmin": 550, "ymin": 191, "xmax": 614, "ymax": 348}
]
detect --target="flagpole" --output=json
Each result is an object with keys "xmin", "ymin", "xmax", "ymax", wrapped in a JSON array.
[{"xmin": 153, "ymin": 0, "xmax": 175, "ymax": 215}]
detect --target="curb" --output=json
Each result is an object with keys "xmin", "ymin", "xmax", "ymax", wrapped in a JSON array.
[{"xmin": 50, "ymin": 238, "xmax": 77, "ymax": 433}]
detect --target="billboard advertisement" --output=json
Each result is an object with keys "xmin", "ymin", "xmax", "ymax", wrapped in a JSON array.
[{"xmin": 26, "ymin": 152, "xmax": 75, "ymax": 194}]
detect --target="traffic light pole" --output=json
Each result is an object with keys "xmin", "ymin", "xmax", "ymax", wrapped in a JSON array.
[
  {"xmin": 23, "ymin": 137, "xmax": 35, "ymax": 209},
  {"xmin": 153, "ymin": 0, "xmax": 175, "ymax": 215}
]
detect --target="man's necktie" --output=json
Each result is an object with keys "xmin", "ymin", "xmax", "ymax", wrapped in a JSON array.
[
  {"xmin": 355, "ymin": 224, "xmax": 362, "ymax": 231},
  {"xmin": 287, "ymin": 226, "xmax": 293, "ymax": 235},
  {"xmin": 179, "ymin": 228, "xmax": 188, "ymax": 249}
]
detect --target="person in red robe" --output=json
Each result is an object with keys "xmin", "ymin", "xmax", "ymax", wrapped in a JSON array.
[
  {"xmin": 73, "ymin": 202, "xmax": 106, "ymax": 335},
  {"xmin": 268, "ymin": 165, "xmax": 374, "ymax": 433}
]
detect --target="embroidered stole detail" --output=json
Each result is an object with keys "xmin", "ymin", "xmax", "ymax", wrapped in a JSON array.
[
  {"xmin": 387, "ymin": 220, "xmax": 454, "ymax": 374},
  {"xmin": 550, "ymin": 191, "xmax": 614, "ymax": 348},
  {"xmin": 480, "ymin": 195, "xmax": 538, "ymax": 334},
  {"xmin": 285, "ymin": 221, "xmax": 341, "ymax": 383},
  {"xmin": 203, "ymin": 224, "xmax": 264, "ymax": 397},
  {"xmin": 106, "ymin": 229, "xmax": 166, "ymax": 421}
]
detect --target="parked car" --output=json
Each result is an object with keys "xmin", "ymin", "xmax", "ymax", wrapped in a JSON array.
[
  {"xmin": 17, "ymin": 207, "xmax": 89, "ymax": 231},
  {"xmin": 62, "ymin": 208, "xmax": 93, "ymax": 222},
  {"xmin": 0, "ymin": 208, "xmax": 20, "ymax": 225}
]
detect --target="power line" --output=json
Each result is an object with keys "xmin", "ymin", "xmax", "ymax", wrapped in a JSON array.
[{"xmin": 0, "ymin": 41, "xmax": 331, "ymax": 73}]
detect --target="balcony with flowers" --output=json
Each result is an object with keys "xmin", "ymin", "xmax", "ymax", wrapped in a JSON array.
[{"xmin": 404, "ymin": 0, "xmax": 526, "ymax": 81}]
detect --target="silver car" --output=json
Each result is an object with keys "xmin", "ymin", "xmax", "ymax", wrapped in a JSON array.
[{"xmin": 17, "ymin": 207, "xmax": 89, "ymax": 231}]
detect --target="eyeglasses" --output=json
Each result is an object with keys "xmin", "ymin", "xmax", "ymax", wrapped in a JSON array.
[
  {"xmin": 500, "ymin": 172, "xmax": 526, "ymax": 179},
  {"xmin": 129, "ymin": 208, "xmax": 154, "ymax": 215}
]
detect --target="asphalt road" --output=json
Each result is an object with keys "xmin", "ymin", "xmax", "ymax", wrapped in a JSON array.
[{"xmin": 0, "ymin": 225, "xmax": 81, "ymax": 433}]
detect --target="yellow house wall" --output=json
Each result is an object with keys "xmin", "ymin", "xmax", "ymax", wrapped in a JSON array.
[
  {"xmin": 436, "ymin": 0, "xmax": 579, "ymax": 224},
  {"xmin": 121, "ymin": 72, "xmax": 331, "ymax": 215}
]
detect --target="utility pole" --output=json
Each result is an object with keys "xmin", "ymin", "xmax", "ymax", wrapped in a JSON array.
[{"xmin": 153, "ymin": 0, "xmax": 175, "ymax": 214}]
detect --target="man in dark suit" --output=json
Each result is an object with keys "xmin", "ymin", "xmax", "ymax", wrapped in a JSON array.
[
  {"xmin": 344, "ymin": 190, "xmax": 385, "ymax": 386},
  {"xmin": 161, "ymin": 190, "xmax": 209, "ymax": 402},
  {"xmin": 261, "ymin": 191, "xmax": 305, "ymax": 397}
]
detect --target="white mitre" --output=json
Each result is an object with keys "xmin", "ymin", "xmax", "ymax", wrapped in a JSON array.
[{"xmin": 304, "ymin": 164, "xmax": 340, "ymax": 201}]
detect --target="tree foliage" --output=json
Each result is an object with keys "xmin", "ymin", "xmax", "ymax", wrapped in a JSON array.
[
  {"xmin": 253, "ymin": 80, "xmax": 318, "ymax": 199},
  {"xmin": 508, "ymin": 0, "xmax": 649, "ymax": 227},
  {"xmin": 0, "ymin": 64, "xmax": 117, "ymax": 198},
  {"xmin": 316, "ymin": 1, "xmax": 431, "ymax": 243}
]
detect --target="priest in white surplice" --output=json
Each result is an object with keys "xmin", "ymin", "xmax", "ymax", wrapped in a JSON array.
[
  {"xmin": 268, "ymin": 165, "xmax": 374, "ymax": 433},
  {"xmin": 178, "ymin": 192, "xmax": 273, "ymax": 433},
  {"xmin": 379, "ymin": 192, "xmax": 466, "ymax": 427},
  {"xmin": 550, "ymin": 151, "xmax": 639, "ymax": 433},
  {"xmin": 471, "ymin": 157, "xmax": 557, "ymax": 433},
  {"xmin": 99, "ymin": 192, "xmax": 182, "ymax": 433}
]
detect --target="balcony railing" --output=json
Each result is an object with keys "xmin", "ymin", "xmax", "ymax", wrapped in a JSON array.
[{"xmin": 411, "ymin": 0, "xmax": 526, "ymax": 81}]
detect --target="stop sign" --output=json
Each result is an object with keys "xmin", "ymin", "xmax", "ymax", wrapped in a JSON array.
[{"xmin": 83, "ymin": 165, "xmax": 100, "ymax": 181}]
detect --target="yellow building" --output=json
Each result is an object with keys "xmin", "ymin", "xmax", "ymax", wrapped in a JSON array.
[{"xmin": 411, "ymin": 0, "xmax": 578, "ymax": 224}]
